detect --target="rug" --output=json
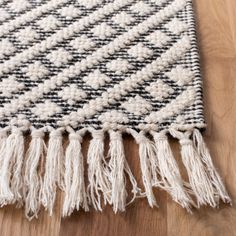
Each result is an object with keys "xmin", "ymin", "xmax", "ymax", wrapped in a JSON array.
[{"xmin": 0, "ymin": 0, "xmax": 231, "ymax": 219}]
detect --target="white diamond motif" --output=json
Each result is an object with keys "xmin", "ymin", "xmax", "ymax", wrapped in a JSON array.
[
  {"xmin": 98, "ymin": 110, "xmax": 129, "ymax": 124},
  {"xmin": 8, "ymin": 0, "xmax": 31, "ymax": 12},
  {"xmin": 145, "ymin": 80, "xmax": 174, "ymax": 101},
  {"xmin": 151, "ymin": 0, "xmax": 167, "ymax": 5},
  {"xmin": 166, "ymin": 18, "xmax": 188, "ymax": 35},
  {"xmin": 0, "ymin": 39, "xmax": 15, "ymax": 59},
  {"xmin": 106, "ymin": 59, "xmax": 132, "ymax": 75},
  {"xmin": 165, "ymin": 66, "xmax": 194, "ymax": 86},
  {"xmin": 130, "ymin": 2, "xmax": 153, "ymax": 15},
  {"xmin": 59, "ymin": 5, "xmax": 81, "ymax": 19},
  {"xmin": 38, "ymin": 15, "xmax": 61, "ymax": 31},
  {"xmin": 47, "ymin": 48, "xmax": 73, "ymax": 67},
  {"xmin": 121, "ymin": 95, "xmax": 152, "ymax": 115},
  {"xmin": 58, "ymin": 85, "xmax": 87, "ymax": 105},
  {"xmin": 91, "ymin": 23, "xmax": 116, "ymax": 39},
  {"xmin": 79, "ymin": 0, "xmax": 102, "ymax": 9},
  {"xmin": 0, "ymin": 76, "xmax": 24, "ymax": 97},
  {"xmin": 128, "ymin": 43, "xmax": 153, "ymax": 61},
  {"xmin": 146, "ymin": 31, "xmax": 171, "ymax": 47},
  {"xmin": 15, "ymin": 27, "xmax": 39, "ymax": 44},
  {"xmin": 112, "ymin": 12, "xmax": 135, "ymax": 27},
  {"xmin": 32, "ymin": 101, "xmax": 61, "ymax": 120},
  {"xmin": 0, "ymin": 8, "xmax": 10, "ymax": 22},
  {"xmin": 83, "ymin": 70, "xmax": 111, "ymax": 89},
  {"xmin": 70, "ymin": 35, "xmax": 95, "ymax": 53},
  {"xmin": 22, "ymin": 62, "xmax": 48, "ymax": 81}
]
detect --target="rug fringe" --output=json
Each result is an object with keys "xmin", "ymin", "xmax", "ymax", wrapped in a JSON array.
[
  {"xmin": 151, "ymin": 130, "xmax": 194, "ymax": 211},
  {"xmin": 0, "ymin": 126, "xmax": 231, "ymax": 219},
  {"xmin": 24, "ymin": 129, "xmax": 46, "ymax": 220},
  {"xmin": 63, "ymin": 129, "xmax": 88, "ymax": 217}
]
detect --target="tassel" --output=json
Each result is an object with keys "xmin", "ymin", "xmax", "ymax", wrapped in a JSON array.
[
  {"xmin": 108, "ymin": 130, "xmax": 127, "ymax": 213},
  {"xmin": 193, "ymin": 129, "xmax": 231, "ymax": 204},
  {"xmin": 129, "ymin": 130, "xmax": 158, "ymax": 208},
  {"xmin": 87, "ymin": 129, "xmax": 111, "ymax": 211},
  {"xmin": 0, "ymin": 129, "xmax": 8, "ymax": 168},
  {"xmin": 170, "ymin": 129, "xmax": 217, "ymax": 207},
  {"xmin": 24, "ymin": 129, "xmax": 46, "ymax": 220},
  {"xmin": 0, "ymin": 128, "xmax": 24, "ymax": 206},
  {"xmin": 63, "ymin": 131, "xmax": 88, "ymax": 217},
  {"xmin": 41, "ymin": 129, "xmax": 64, "ymax": 215},
  {"xmin": 152, "ymin": 131, "xmax": 194, "ymax": 211}
]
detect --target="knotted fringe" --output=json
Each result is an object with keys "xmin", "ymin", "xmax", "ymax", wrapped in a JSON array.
[
  {"xmin": 41, "ymin": 129, "xmax": 64, "ymax": 215},
  {"xmin": 87, "ymin": 129, "xmax": 111, "ymax": 211},
  {"xmin": 151, "ymin": 131, "xmax": 194, "ymax": 212},
  {"xmin": 169, "ymin": 129, "xmax": 230, "ymax": 207},
  {"xmin": 108, "ymin": 130, "xmax": 140, "ymax": 212},
  {"xmin": 24, "ymin": 129, "xmax": 46, "ymax": 219},
  {"xmin": 192, "ymin": 129, "xmax": 231, "ymax": 204},
  {"xmin": 0, "ymin": 127, "xmax": 231, "ymax": 219},
  {"xmin": 63, "ymin": 130, "xmax": 88, "ymax": 217},
  {"xmin": 0, "ymin": 128, "xmax": 24, "ymax": 206},
  {"xmin": 129, "ymin": 129, "xmax": 158, "ymax": 208}
]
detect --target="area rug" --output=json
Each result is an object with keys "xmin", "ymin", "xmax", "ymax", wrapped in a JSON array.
[{"xmin": 0, "ymin": 0, "xmax": 231, "ymax": 219}]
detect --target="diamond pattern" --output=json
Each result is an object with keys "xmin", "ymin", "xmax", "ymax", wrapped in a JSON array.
[
  {"xmin": 121, "ymin": 95, "xmax": 152, "ymax": 115},
  {"xmin": 128, "ymin": 43, "xmax": 153, "ymax": 61},
  {"xmin": 0, "ymin": 39, "xmax": 15, "ymax": 59},
  {"xmin": 91, "ymin": 23, "xmax": 116, "ymax": 39},
  {"xmin": 0, "ymin": 76, "xmax": 24, "ymax": 97},
  {"xmin": 130, "ymin": 2, "xmax": 153, "ymax": 15},
  {"xmin": 47, "ymin": 49, "xmax": 73, "ymax": 67},
  {"xmin": 79, "ymin": 0, "xmax": 102, "ymax": 9},
  {"xmin": 165, "ymin": 66, "xmax": 194, "ymax": 86},
  {"xmin": 83, "ymin": 70, "xmax": 111, "ymax": 89},
  {"xmin": 58, "ymin": 85, "xmax": 87, "ymax": 105},
  {"xmin": 70, "ymin": 35, "xmax": 95, "ymax": 53},
  {"xmin": 31, "ymin": 101, "xmax": 61, "ymax": 120},
  {"xmin": 9, "ymin": 0, "xmax": 31, "ymax": 12},
  {"xmin": 106, "ymin": 59, "xmax": 132, "ymax": 75},
  {"xmin": 146, "ymin": 31, "xmax": 171, "ymax": 47},
  {"xmin": 38, "ymin": 15, "xmax": 61, "ymax": 31},
  {"xmin": 112, "ymin": 12, "xmax": 135, "ymax": 27},
  {"xmin": 16, "ymin": 27, "xmax": 39, "ymax": 44},
  {"xmin": 145, "ymin": 80, "xmax": 174, "ymax": 101},
  {"xmin": 166, "ymin": 18, "xmax": 188, "ymax": 34},
  {"xmin": 59, "ymin": 6, "xmax": 81, "ymax": 19},
  {"xmin": 0, "ymin": 8, "xmax": 10, "ymax": 22},
  {"xmin": 22, "ymin": 62, "xmax": 48, "ymax": 81},
  {"xmin": 0, "ymin": 0, "xmax": 202, "ymax": 133}
]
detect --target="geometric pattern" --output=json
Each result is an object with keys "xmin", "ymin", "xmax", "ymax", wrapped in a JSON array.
[{"xmin": 0, "ymin": 0, "xmax": 205, "ymax": 132}]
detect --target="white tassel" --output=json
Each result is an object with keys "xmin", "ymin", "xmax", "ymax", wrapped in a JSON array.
[
  {"xmin": 0, "ymin": 129, "xmax": 8, "ymax": 168},
  {"xmin": 170, "ymin": 129, "xmax": 217, "ymax": 207},
  {"xmin": 131, "ymin": 131, "xmax": 158, "ymax": 208},
  {"xmin": 0, "ymin": 128, "xmax": 24, "ymax": 206},
  {"xmin": 152, "ymin": 131, "xmax": 194, "ymax": 211},
  {"xmin": 63, "ymin": 131, "xmax": 88, "ymax": 217},
  {"xmin": 24, "ymin": 129, "xmax": 46, "ymax": 220},
  {"xmin": 87, "ymin": 129, "xmax": 111, "ymax": 211},
  {"xmin": 41, "ymin": 129, "xmax": 64, "ymax": 215},
  {"xmin": 9, "ymin": 129, "xmax": 25, "ymax": 206},
  {"xmin": 108, "ymin": 130, "xmax": 127, "ymax": 213},
  {"xmin": 193, "ymin": 129, "xmax": 231, "ymax": 204}
]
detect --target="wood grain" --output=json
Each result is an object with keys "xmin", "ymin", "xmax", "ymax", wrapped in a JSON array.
[{"xmin": 0, "ymin": 0, "xmax": 236, "ymax": 235}]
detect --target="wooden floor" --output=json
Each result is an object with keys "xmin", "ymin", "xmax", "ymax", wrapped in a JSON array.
[{"xmin": 1, "ymin": 0, "xmax": 236, "ymax": 235}]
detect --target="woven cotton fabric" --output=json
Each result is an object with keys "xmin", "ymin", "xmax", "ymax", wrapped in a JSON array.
[
  {"xmin": 0, "ymin": 0, "xmax": 204, "ymax": 132},
  {"xmin": 0, "ymin": 0, "xmax": 231, "ymax": 219}
]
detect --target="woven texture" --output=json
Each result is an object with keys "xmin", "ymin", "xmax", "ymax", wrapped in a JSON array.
[
  {"xmin": 0, "ymin": 0, "xmax": 204, "ymax": 132},
  {"xmin": 0, "ymin": 0, "xmax": 231, "ymax": 219}
]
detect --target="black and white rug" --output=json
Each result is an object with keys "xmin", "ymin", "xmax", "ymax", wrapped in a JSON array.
[{"xmin": 0, "ymin": 0, "xmax": 231, "ymax": 219}]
